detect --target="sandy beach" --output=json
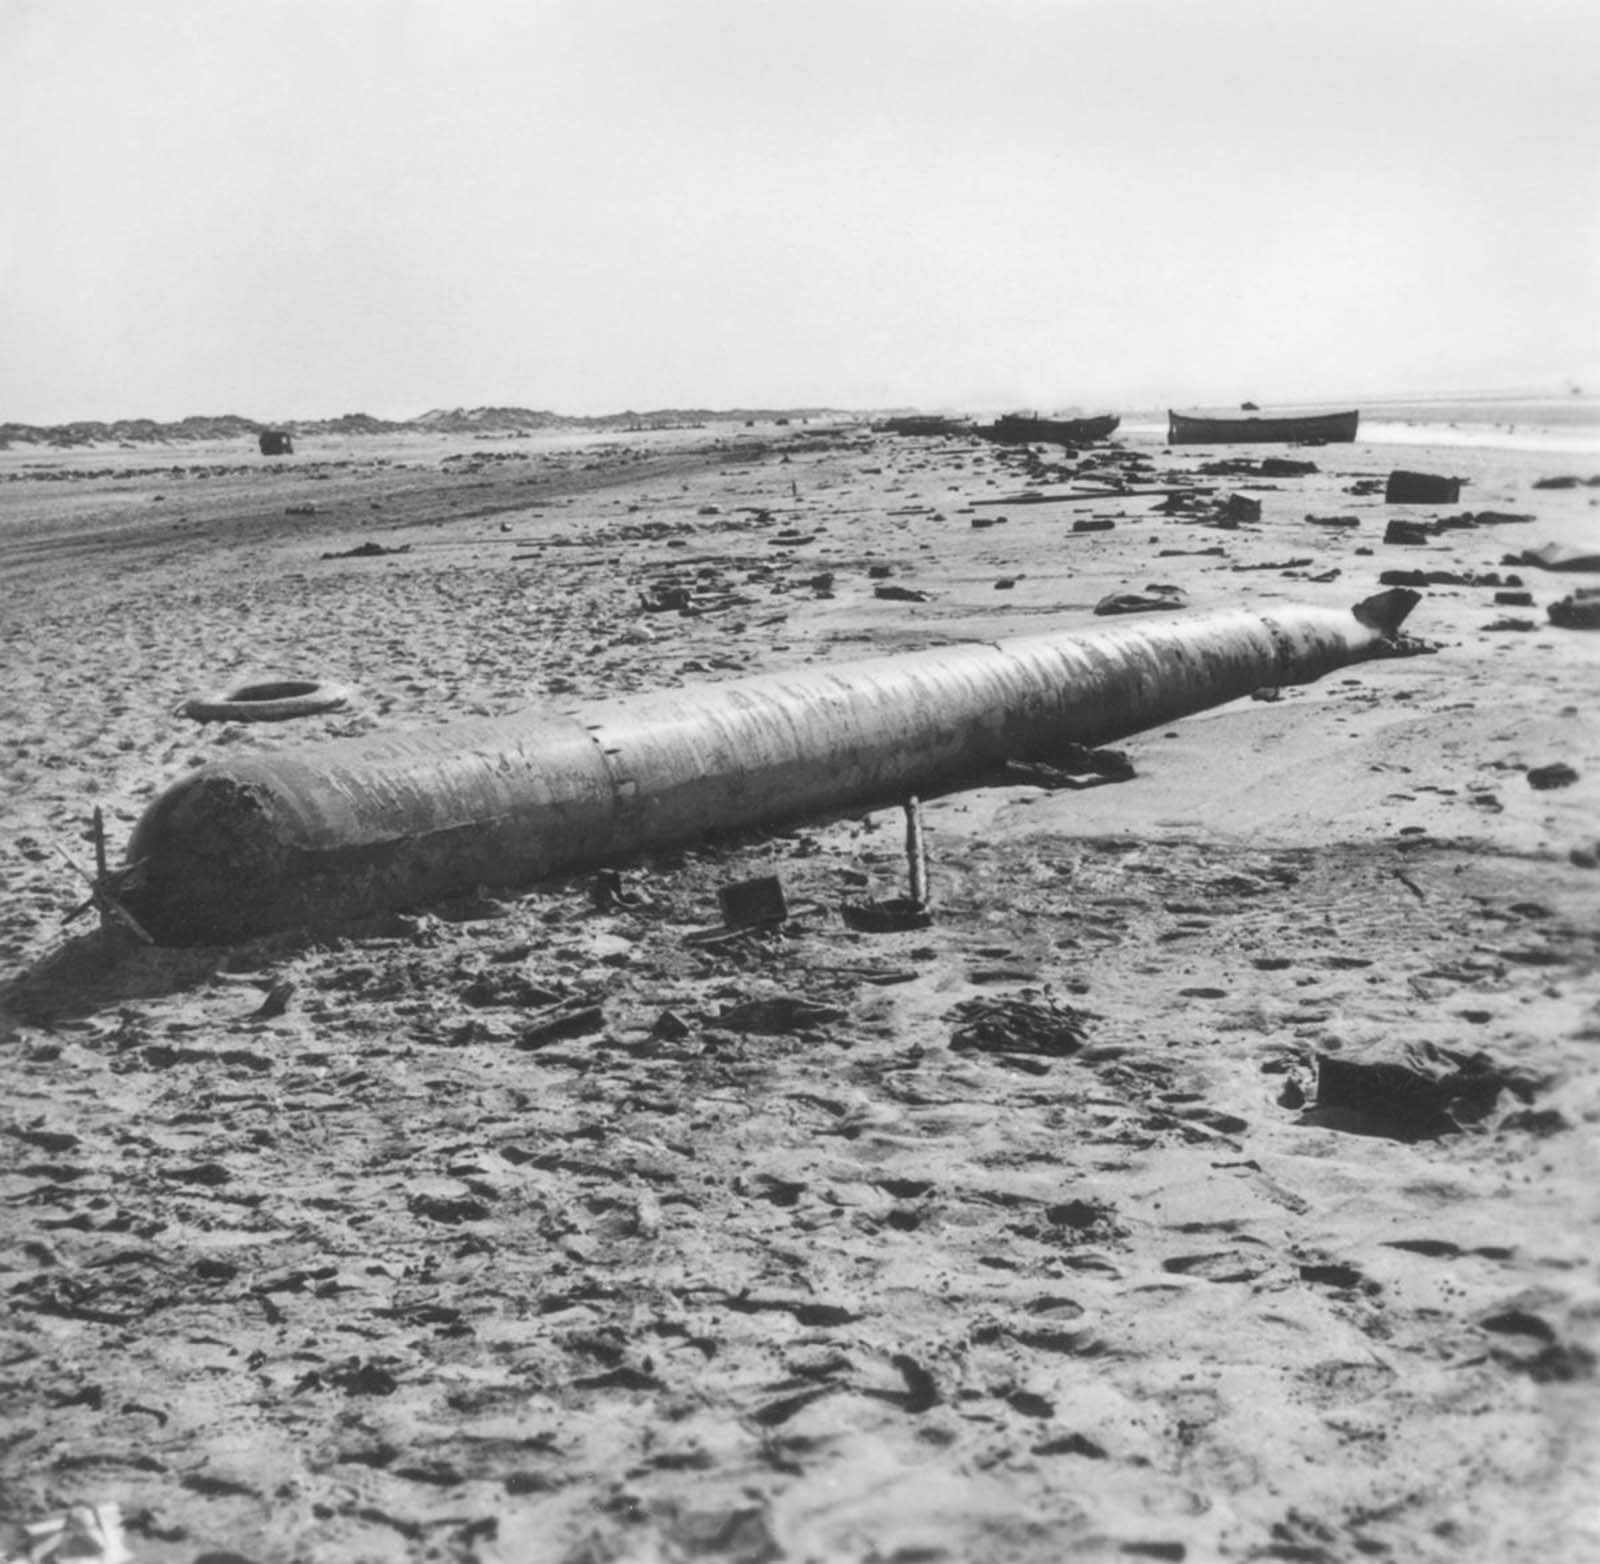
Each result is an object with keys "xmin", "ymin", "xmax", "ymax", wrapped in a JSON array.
[{"xmin": 3, "ymin": 410, "xmax": 1598, "ymax": 1563}]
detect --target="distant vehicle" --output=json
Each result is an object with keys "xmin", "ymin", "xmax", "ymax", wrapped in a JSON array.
[
  {"xmin": 258, "ymin": 429, "xmax": 294, "ymax": 456},
  {"xmin": 972, "ymin": 413, "xmax": 1120, "ymax": 447},
  {"xmin": 1167, "ymin": 409, "xmax": 1358, "ymax": 445}
]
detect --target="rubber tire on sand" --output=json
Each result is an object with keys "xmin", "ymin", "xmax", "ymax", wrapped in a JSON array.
[{"xmin": 183, "ymin": 679, "xmax": 352, "ymax": 723}]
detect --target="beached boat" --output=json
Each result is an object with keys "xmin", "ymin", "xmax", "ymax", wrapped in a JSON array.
[
  {"xmin": 973, "ymin": 413, "xmax": 1121, "ymax": 446},
  {"xmin": 1167, "ymin": 409, "xmax": 1359, "ymax": 445}
]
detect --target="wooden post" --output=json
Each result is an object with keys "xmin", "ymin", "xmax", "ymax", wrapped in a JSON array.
[
  {"xmin": 905, "ymin": 796, "xmax": 928, "ymax": 909},
  {"xmin": 91, "ymin": 807, "xmax": 112, "ymax": 954}
]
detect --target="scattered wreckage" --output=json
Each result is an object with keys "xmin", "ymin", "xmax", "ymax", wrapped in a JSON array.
[{"xmin": 972, "ymin": 413, "xmax": 1121, "ymax": 447}]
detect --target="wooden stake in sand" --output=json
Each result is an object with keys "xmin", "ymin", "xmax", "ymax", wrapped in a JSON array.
[{"xmin": 905, "ymin": 796, "xmax": 929, "ymax": 909}]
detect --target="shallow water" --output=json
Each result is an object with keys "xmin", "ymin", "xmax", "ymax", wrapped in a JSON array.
[{"xmin": 1358, "ymin": 420, "xmax": 1600, "ymax": 456}]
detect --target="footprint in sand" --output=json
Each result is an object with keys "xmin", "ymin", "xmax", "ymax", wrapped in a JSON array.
[
  {"xmin": 1297, "ymin": 1260, "xmax": 1372, "ymax": 1292},
  {"xmin": 1161, "ymin": 1252, "xmax": 1269, "ymax": 1283},
  {"xmin": 1383, "ymin": 1238, "xmax": 1460, "ymax": 1258},
  {"xmin": 1480, "ymin": 1310, "xmax": 1596, "ymax": 1382},
  {"xmin": 1023, "ymin": 1294, "xmax": 1086, "ymax": 1321},
  {"xmin": 1298, "ymin": 1359, "xmax": 1398, "ymax": 1407}
]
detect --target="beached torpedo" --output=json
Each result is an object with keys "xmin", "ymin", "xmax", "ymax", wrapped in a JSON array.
[{"xmin": 125, "ymin": 590, "xmax": 1421, "ymax": 944}]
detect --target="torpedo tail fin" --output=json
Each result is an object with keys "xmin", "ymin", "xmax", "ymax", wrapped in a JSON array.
[{"xmin": 1352, "ymin": 587, "xmax": 1420, "ymax": 639}]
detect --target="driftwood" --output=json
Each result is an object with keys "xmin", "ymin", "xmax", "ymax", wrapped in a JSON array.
[{"xmin": 972, "ymin": 487, "xmax": 1206, "ymax": 507}]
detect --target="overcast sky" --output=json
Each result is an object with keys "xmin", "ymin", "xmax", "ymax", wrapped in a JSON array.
[{"xmin": 2, "ymin": 0, "xmax": 1595, "ymax": 422}]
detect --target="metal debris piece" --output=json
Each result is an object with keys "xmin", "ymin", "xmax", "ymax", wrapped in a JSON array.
[
  {"xmin": 841, "ymin": 898, "xmax": 932, "ymax": 933},
  {"xmin": 948, "ymin": 994, "xmax": 1091, "ymax": 1060},
  {"xmin": 716, "ymin": 996, "xmax": 845, "ymax": 1035},
  {"xmin": 1385, "ymin": 470, "xmax": 1464, "ymax": 504},
  {"xmin": 3, "ymin": 1502, "xmax": 131, "ymax": 1564},
  {"xmin": 59, "ymin": 808, "xmax": 152, "ymax": 951},
  {"xmin": 718, "ymin": 875, "xmax": 789, "ymax": 930},
  {"xmin": 1526, "ymin": 763, "xmax": 1578, "ymax": 791},
  {"xmin": 516, "ymin": 1002, "xmax": 605, "ymax": 1051},
  {"xmin": 1549, "ymin": 589, "xmax": 1600, "ymax": 629},
  {"xmin": 1094, "ymin": 588, "xmax": 1186, "ymax": 616},
  {"xmin": 1005, "ymin": 741, "xmax": 1133, "ymax": 788}
]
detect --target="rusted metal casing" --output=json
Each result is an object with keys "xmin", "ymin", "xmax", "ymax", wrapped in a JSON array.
[{"xmin": 126, "ymin": 592, "xmax": 1418, "ymax": 943}]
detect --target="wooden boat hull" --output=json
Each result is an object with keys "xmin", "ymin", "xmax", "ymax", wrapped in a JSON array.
[
  {"xmin": 974, "ymin": 414, "xmax": 1120, "ymax": 446},
  {"xmin": 1168, "ymin": 409, "xmax": 1359, "ymax": 445}
]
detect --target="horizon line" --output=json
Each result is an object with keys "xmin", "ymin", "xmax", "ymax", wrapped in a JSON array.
[{"xmin": 2, "ymin": 383, "xmax": 1591, "ymax": 431}]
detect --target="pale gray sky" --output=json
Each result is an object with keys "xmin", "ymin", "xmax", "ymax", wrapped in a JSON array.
[{"xmin": 2, "ymin": 0, "xmax": 1595, "ymax": 422}]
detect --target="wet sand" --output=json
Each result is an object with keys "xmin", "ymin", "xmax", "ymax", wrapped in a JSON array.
[{"xmin": 3, "ymin": 418, "xmax": 1598, "ymax": 1562}]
